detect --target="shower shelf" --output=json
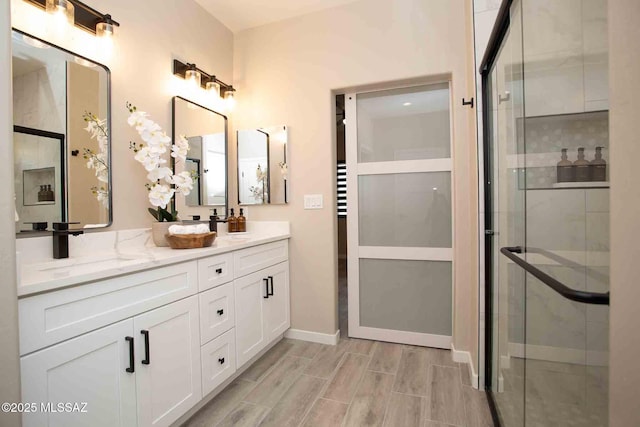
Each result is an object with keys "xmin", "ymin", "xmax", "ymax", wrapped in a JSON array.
[{"xmin": 551, "ymin": 182, "xmax": 609, "ymax": 189}]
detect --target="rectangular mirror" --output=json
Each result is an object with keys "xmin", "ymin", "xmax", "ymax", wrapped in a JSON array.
[
  {"xmin": 237, "ymin": 125, "xmax": 289, "ymax": 205},
  {"xmin": 172, "ymin": 96, "xmax": 228, "ymax": 215},
  {"xmin": 12, "ymin": 29, "xmax": 111, "ymax": 235}
]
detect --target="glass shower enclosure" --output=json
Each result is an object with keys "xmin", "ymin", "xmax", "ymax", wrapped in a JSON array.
[{"xmin": 481, "ymin": 0, "xmax": 610, "ymax": 426}]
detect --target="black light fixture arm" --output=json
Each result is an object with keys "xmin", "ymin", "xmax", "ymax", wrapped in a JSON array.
[
  {"xmin": 25, "ymin": 0, "xmax": 119, "ymax": 35},
  {"xmin": 173, "ymin": 59, "xmax": 235, "ymax": 94}
]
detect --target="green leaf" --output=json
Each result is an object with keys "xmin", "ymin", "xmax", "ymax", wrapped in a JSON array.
[{"xmin": 147, "ymin": 207, "xmax": 160, "ymax": 221}]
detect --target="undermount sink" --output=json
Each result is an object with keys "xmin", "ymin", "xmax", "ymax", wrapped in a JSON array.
[{"xmin": 31, "ymin": 254, "xmax": 143, "ymax": 272}]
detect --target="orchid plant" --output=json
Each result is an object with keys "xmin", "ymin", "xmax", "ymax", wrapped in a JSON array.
[
  {"xmin": 82, "ymin": 112, "xmax": 110, "ymax": 208},
  {"xmin": 126, "ymin": 102, "xmax": 193, "ymax": 222},
  {"xmin": 249, "ymin": 163, "xmax": 268, "ymax": 203}
]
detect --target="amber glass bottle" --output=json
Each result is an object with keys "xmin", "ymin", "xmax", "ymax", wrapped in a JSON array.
[
  {"xmin": 590, "ymin": 146, "xmax": 607, "ymax": 182},
  {"xmin": 557, "ymin": 148, "xmax": 574, "ymax": 183},
  {"xmin": 227, "ymin": 208, "xmax": 237, "ymax": 233},
  {"xmin": 238, "ymin": 208, "xmax": 247, "ymax": 232},
  {"xmin": 574, "ymin": 147, "xmax": 590, "ymax": 182}
]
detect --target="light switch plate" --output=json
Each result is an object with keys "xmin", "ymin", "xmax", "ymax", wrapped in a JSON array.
[{"xmin": 304, "ymin": 194, "xmax": 323, "ymax": 209}]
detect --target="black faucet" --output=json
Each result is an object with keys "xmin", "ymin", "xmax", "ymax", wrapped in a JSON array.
[
  {"xmin": 209, "ymin": 209, "xmax": 227, "ymax": 233},
  {"xmin": 52, "ymin": 222, "xmax": 84, "ymax": 259}
]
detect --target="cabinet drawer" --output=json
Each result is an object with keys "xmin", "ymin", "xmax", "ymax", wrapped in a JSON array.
[
  {"xmin": 197, "ymin": 252, "xmax": 234, "ymax": 292},
  {"xmin": 19, "ymin": 261, "xmax": 198, "ymax": 355},
  {"xmin": 201, "ymin": 328, "xmax": 236, "ymax": 397},
  {"xmin": 199, "ymin": 283, "xmax": 235, "ymax": 345},
  {"xmin": 233, "ymin": 240, "xmax": 288, "ymax": 278}
]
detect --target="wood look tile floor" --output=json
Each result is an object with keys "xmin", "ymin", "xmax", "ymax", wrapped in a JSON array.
[{"xmin": 182, "ymin": 338, "xmax": 495, "ymax": 427}]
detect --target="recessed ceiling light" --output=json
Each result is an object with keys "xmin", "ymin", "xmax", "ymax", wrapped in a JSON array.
[{"xmin": 403, "ymin": 102, "xmax": 412, "ymax": 106}]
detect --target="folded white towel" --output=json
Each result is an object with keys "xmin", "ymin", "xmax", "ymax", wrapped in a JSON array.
[{"xmin": 168, "ymin": 224, "xmax": 210, "ymax": 235}]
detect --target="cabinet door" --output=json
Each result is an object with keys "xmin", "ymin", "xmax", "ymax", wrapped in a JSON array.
[
  {"xmin": 264, "ymin": 261, "xmax": 290, "ymax": 341},
  {"xmin": 20, "ymin": 319, "xmax": 136, "ymax": 427},
  {"xmin": 234, "ymin": 269, "xmax": 269, "ymax": 367},
  {"xmin": 199, "ymin": 283, "xmax": 235, "ymax": 345},
  {"xmin": 134, "ymin": 296, "xmax": 201, "ymax": 427}
]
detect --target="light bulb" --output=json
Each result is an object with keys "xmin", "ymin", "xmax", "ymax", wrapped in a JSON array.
[
  {"xmin": 96, "ymin": 22, "xmax": 114, "ymax": 40},
  {"xmin": 206, "ymin": 79, "xmax": 221, "ymax": 99},
  {"xmin": 46, "ymin": 0, "xmax": 74, "ymax": 26},
  {"xmin": 185, "ymin": 65, "xmax": 201, "ymax": 89},
  {"xmin": 224, "ymin": 89, "xmax": 236, "ymax": 109}
]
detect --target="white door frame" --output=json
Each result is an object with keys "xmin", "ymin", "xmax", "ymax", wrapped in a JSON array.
[{"xmin": 345, "ymin": 84, "xmax": 454, "ymax": 348}]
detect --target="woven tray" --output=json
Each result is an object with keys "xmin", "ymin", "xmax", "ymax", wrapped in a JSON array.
[{"xmin": 165, "ymin": 232, "xmax": 216, "ymax": 249}]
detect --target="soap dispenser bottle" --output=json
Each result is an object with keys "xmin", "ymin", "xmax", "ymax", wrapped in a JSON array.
[
  {"xmin": 238, "ymin": 208, "xmax": 247, "ymax": 232},
  {"xmin": 227, "ymin": 208, "xmax": 238, "ymax": 233},
  {"xmin": 574, "ymin": 147, "xmax": 590, "ymax": 182},
  {"xmin": 590, "ymin": 146, "xmax": 607, "ymax": 182},
  {"xmin": 209, "ymin": 208, "xmax": 219, "ymax": 232},
  {"xmin": 37, "ymin": 185, "xmax": 45, "ymax": 202},
  {"xmin": 557, "ymin": 148, "xmax": 574, "ymax": 183}
]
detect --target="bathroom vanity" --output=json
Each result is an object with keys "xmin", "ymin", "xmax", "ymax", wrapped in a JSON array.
[{"xmin": 16, "ymin": 222, "xmax": 290, "ymax": 427}]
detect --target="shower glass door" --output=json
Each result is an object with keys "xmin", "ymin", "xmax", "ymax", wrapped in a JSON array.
[
  {"xmin": 345, "ymin": 83, "xmax": 453, "ymax": 347},
  {"xmin": 483, "ymin": 0, "xmax": 610, "ymax": 426}
]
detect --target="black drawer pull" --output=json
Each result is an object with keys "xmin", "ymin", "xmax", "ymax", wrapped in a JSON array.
[
  {"xmin": 263, "ymin": 278, "xmax": 269, "ymax": 299},
  {"xmin": 125, "ymin": 336, "xmax": 134, "ymax": 373},
  {"xmin": 268, "ymin": 276, "xmax": 274, "ymax": 296},
  {"xmin": 141, "ymin": 330, "xmax": 150, "ymax": 365},
  {"xmin": 216, "ymin": 268, "xmax": 223, "ymax": 274},
  {"xmin": 217, "ymin": 309, "xmax": 224, "ymax": 316},
  {"xmin": 218, "ymin": 357, "xmax": 225, "ymax": 364}
]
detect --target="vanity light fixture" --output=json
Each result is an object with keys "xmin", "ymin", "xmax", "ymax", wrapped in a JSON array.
[
  {"xmin": 25, "ymin": 0, "xmax": 120, "ymax": 37},
  {"xmin": 173, "ymin": 59, "xmax": 236, "ymax": 106}
]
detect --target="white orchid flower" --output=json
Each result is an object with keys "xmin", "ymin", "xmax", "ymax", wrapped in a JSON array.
[
  {"xmin": 148, "ymin": 183, "xmax": 175, "ymax": 208},
  {"xmin": 127, "ymin": 110, "xmax": 148, "ymax": 127},
  {"xmin": 171, "ymin": 135, "xmax": 190, "ymax": 161},
  {"xmin": 169, "ymin": 171, "xmax": 194, "ymax": 195},
  {"xmin": 147, "ymin": 166, "xmax": 173, "ymax": 183}
]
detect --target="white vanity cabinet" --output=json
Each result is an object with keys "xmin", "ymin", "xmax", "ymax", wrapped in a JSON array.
[
  {"xmin": 235, "ymin": 258, "xmax": 290, "ymax": 366},
  {"xmin": 20, "ymin": 319, "xmax": 137, "ymax": 427},
  {"xmin": 18, "ymin": 237, "xmax": 290, "ymax": 427},
  {"xmin": 134, "ymin": 296, "xmax": 201, "ymax": 427}
]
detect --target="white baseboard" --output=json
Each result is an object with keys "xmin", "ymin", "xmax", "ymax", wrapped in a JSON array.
[
  {"xmin": 284, "ymin": 328, "xmax": 340, "ymax": 345},
  {"xmin": 509, "ymin": 342, "xmax": 608, "ymax": 366},
  {"xmin": 451, "ymin": 344, "xmax": 479, "ymax": 389}
]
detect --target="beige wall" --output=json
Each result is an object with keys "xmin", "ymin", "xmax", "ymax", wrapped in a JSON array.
[
  {"xmin": 0, "ymin": 0, "xmax": 22, "ymax": 425},
  {"xmin": 609, "ymin": 0, "xmax": 640, "ymax": 425},
  {"xmin": 233, "ymin": 0, "xmax": 479, "ymax": 366},
  {"xmin": 11, "ymin": 0, "xmax": 234, "ymax": 230}
]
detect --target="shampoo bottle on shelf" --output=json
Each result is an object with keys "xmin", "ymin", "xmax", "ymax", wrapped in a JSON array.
[
  {"xmin": 238, "ymin": 208, "xmax": 247, "ymax": 232},
  {"xmin": 227, "ymin": 208, "xmax": 237, "ymax": 233},
  {"xmin": 557, "ymin": 148, "xmax": 574, "ymax": 183},
  {"xmin": 590, "ymin": 146, "xmax": 607, "ymax": 182},
  {"xmin": 574, "ymin": 147, "xmax": 590, "ymax": 182}
]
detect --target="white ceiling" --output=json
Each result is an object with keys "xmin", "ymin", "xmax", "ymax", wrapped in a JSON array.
[{"xmin": 194, "ymin": 0, "xmax": 362, "ymax": 32}]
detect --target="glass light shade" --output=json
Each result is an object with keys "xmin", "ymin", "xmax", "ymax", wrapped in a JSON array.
[
  {"xmin": 224, "ymin": 89, "xmax": 236, "ymax": 109},
  {"xmin": 185, "ymin": 68, "xmax": 202, "ymax": 88},
  {"xmin": 206, "ymin": 80, "xmax": 221, "ymax": 97},
  {"xmin": 46, "ymin": 0, "xmax": 74, "ymax": 26},
  {"xmin": 96, "ymin": 22, "xmax": 114, "ymax": 39}
]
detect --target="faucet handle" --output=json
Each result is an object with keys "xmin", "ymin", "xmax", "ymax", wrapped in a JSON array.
[{"xmin": 52, "ymin": 222, "xmax": 81, "ymax": 231}]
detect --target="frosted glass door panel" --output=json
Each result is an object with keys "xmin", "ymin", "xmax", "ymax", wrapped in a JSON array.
[
  {"xmin": 357, "ymin": 84, "xmax": 451, "ymax": 163},
  {"xmin": 358, "ymin": 172, "xmax": 452, "ymax": 248},
  {"xmin": 359, "ymin": 259, "xmax": 452, "ymax": 335}
]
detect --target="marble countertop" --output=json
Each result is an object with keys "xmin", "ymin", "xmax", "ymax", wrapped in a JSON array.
[{"xmin": 16, "ymin": 222, "xmax": 290, "ymax": 298}]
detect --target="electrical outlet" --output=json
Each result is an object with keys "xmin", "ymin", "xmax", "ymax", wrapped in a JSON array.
[{"xmin": 304, "ymin": 194, "xmax": 323, "ymax": 209}]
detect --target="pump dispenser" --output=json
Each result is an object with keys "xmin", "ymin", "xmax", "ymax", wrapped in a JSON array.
[
  {"xmin": 574, "ymin": 147, "xmax": 590, "ymax": 182},
  {"xmin": 208, "ymin": 208, "xmax": 219, "ymax": 232},
  {"xmin": 238, "ymin": 208, "xmax": 247, "ymax": 232},
  {"xmin": 227, "ymin": 208, "xmax": 238, "ymax": 233},
  {"xmin": 557, "ymin": 148, "xmax": 574, "ymax": 183},
  {"xmin": 590, "ymin": 146, "xmax": 607, "ymax": 182}
]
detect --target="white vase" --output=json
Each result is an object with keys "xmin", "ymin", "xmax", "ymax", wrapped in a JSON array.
[{"xmin": 151, "ymin": 222, "xmax": 172, "ymax": 247}]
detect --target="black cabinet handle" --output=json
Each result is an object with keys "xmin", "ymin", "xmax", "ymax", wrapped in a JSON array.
[
  {"xmin": 263, "ymin": 278, "xmax": 269, "ymax": 299},
  {"xmin": 125, "ymin": 336, "xmax": 135, "ymax": 373},
  {"xmin": 217, "ymin": 309, "xmax": 224, "ymax": 315},
  {"xmin": 218, "ymin": 357, "xmax": 225, "ymax": 364},
  {"xmin": 141, "ymin": 330, "xmax": 150, "ymax": 365},
  {"xmin": 268, "ymin": 276, "xmax": 274, "ymax": 296},
  {"xmin": 216, "ymin": 268, "xmax": 223, "ymax": 274}
]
